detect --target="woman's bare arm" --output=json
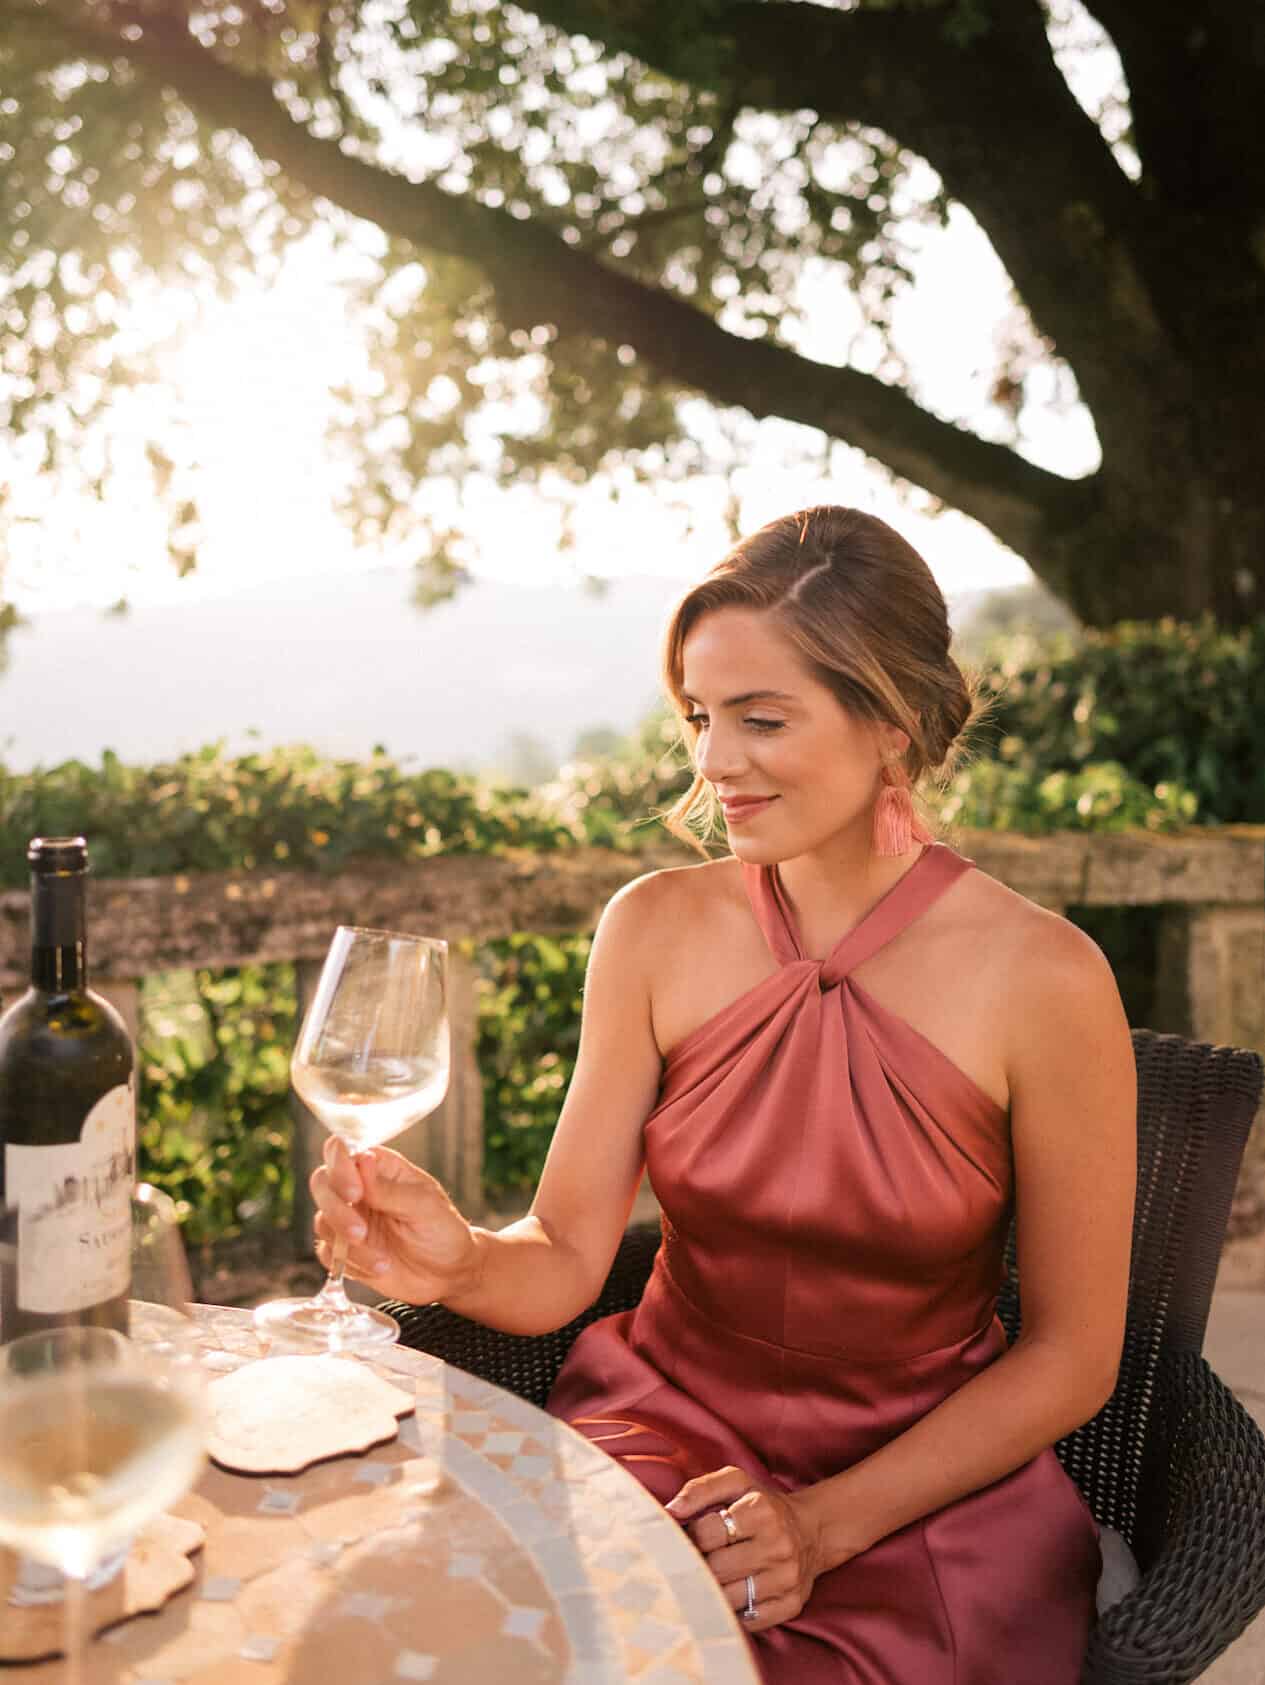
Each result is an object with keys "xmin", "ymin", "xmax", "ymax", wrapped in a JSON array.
[{"xmin": 312, "ymin": 871, "xmax": 666, "ymax": 1334}]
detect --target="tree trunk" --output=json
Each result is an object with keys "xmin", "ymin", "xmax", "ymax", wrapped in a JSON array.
[
  {"xmin": 1048, "ymin": 445, "xmax": 1265, "ymax": 630},
  {"xmin": 1045, "ymin": 486, "xmax": 1261, "ymax": 629},
  {"xmin": 1049, "ymin": 235, "xmax": 1265, "ymax": 627}
]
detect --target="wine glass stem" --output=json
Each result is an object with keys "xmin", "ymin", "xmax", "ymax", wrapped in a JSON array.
[
  {"xmin": 318, "ymin": 1227, "xmax": 353, "ymax": 1311},
  {"xmin": 63, "ymin": 1572, "xmax": 86, "ymax": 1685},
  {"xmin": 314, "ymin": 1139, "xmax": 368, "ymax": 1307},
  {"xmin": 316, "ymin": 1145, "xmax": 361, "ymax": 1312}
]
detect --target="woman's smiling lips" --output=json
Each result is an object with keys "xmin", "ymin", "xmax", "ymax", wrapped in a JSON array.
[{"xmin": 719, "ymin": 794, "xmax": 778, "ymax": 824}]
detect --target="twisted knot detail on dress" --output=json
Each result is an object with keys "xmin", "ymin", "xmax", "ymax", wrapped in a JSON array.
[
  {"xmin": 651, "ymin": 843, "xmax": 1012, "ymax": 1365},
  {"xmin": 548, "ymin": 842, "xmax": 1100, "ymax": 1684}
]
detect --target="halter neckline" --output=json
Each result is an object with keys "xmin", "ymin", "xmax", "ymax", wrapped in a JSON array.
[{"xmin": 743, "ymin": 844, "xmax": 975, "ymax": 990}]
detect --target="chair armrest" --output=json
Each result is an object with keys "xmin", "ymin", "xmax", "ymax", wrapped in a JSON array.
[
  {"xmin": 380, "ymin": 1224, "xmax": 660, "ymax": 1408},
  {"xmin": 1083, "ymin": 1349, "xmax": 1265, "ymax": 1685}
]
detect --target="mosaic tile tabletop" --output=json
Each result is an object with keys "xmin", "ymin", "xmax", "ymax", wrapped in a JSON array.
[{"xmin": 7, "ymin": 1305, "xmax": 759, "ymax": 1685}]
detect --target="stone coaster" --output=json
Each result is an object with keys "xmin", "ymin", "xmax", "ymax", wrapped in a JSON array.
[
  {"xmin": 208, "ymin": 1356, "xmax": 415, "ymax": 1474},
  {"xmin": 0, "ymin": 1514, "xmax": 205, "ymax": 1662}
]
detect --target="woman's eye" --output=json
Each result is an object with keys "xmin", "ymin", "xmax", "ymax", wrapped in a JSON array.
[
  {"xmin": 684, "ymin": 713, "xmax": 708, "ymax": 728},
  {"xmin": 746, "ymin": 718, "xmax": 785, "ymax": 732}
]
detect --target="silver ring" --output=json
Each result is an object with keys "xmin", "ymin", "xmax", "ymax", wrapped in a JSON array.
[
  {"xmin": 718, "ymin": 1507, "xmax": 739, "ymax": 1543},
  {"xmin": 742, "ymin": 1573, "xmax": 757, "ymax": 1621}
]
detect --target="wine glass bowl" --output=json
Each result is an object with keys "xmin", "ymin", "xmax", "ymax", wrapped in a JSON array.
[
  {"xmin": 0, "ymin": 1325, "xmax": 205, "ymax": 1585},
  {"xmin": 128, "ymin": 1181, "xmax": 199, "ymax": 1365},
  {"xmin": 0, "ymin": 1184, "xmax": 207, "ymax": 1643},
  {"xmin": 253, "ymin": 926, "xmax": 450, "ymax": 1353}
]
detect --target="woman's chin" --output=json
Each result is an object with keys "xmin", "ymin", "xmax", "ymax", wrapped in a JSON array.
[{"xmin": 723, "ymin": 829, "xmax": 789, "ymax": 865}]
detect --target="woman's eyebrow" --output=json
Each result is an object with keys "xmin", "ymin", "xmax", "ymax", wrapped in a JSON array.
[{"xmin": 680, "ymin": 689, "xmax": 798, "ymax": 708}]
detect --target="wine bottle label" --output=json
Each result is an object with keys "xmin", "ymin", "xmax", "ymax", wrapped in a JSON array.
[{"xmin": 4, "ymin": 1083, "xmax": 135, "ymax": 1314}]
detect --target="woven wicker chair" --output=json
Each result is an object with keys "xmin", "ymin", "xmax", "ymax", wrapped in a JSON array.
[{"xmin": 385, "ymin": 1028, "xmax": 1265, "ymax": 1685}]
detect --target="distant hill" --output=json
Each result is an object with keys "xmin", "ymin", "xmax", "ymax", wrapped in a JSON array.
[
  {"xmin": 949, "ymin": 581, "xmax": 1080, "ymax": 661},
  {"xmin": 0, "ymin": 568, "xmax": 985, "ymax": 776},
  {"xmin": 0, "ymin": 569, "xmax": 688, "ymax": 775}
]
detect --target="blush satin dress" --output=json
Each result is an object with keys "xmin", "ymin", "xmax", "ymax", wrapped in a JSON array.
[{"xmin": 547, "ymin": 843, "xmax": 1101, "ymax": 1683}]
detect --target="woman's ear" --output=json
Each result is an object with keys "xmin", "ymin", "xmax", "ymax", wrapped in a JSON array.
[{"xmin": 876, "ymin": 723, "xmax": 912, "ymax": 763}]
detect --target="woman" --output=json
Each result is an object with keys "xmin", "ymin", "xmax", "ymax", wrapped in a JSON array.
[{"xmin": 312, "ymin": 506, "xmax": 1136, "ymax": 1684}]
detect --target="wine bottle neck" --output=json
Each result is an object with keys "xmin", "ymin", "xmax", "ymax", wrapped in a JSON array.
[{"xmin": 31, "ymin": 872, "xmax": 88, "ymax": 992}]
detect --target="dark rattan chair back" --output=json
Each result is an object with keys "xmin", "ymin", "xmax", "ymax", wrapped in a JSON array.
[{"xmin": 996, "ymin": 1028, "xmax": 1263, "ymax": 1561}]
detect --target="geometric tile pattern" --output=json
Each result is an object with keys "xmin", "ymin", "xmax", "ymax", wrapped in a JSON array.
[{"xmin": 18, "ymin": 1305, "xmax": 757, "ymax": 1684}]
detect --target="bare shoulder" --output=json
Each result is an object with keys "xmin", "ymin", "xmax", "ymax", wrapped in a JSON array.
[
  {"xmin": 608, "ymin": 854, "xmax": 742, "ymax": 919},
  {"xmin": 600, "ymin": 855, "xmax": 744, "ymax": 948},
  {"xmin": 948, "ymin": 867, "xmax": 1108, "ymax": 980},
  {"xmin": 951, "ymin": 869, "xmax": 1129, "ymax": 1072}
]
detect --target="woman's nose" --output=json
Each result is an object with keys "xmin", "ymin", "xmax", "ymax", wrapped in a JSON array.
[{"xmin": 696, "ymin": 725, "xmax": 746, "ymax": 783}]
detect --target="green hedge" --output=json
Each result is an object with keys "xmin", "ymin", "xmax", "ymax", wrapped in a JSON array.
[
  {"xmin": 974, "ymin": 616, "xmax": 1265, "ymax": 824},
  {"xmin": 0, "ymin": 744, "xmax": 583, "ymax": 888},
  {"xmin": 475, "ymin": 933, "xmax": 591, "ymax": 1205},
  {"xmin": 139, "ymin": 965, "xmax": 296, "ymax": 1244},
  {"xmin": 964, "ymin": 616, "xmax": 1264, "ymax": 1035}
]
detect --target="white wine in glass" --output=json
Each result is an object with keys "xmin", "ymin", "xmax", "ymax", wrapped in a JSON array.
[
  {"xmin": 0, "ymin": 1335, "xmax": 205, "ymax": 1579},
  {"xmin": 0, "ymin": 1186, "xmax": 206, "ymax": 1676},
  {"xmin": 253, "ymin": 925, "xmax": 450, "ymax": 1352}
]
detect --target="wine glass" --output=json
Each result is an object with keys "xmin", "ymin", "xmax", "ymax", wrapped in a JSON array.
[
  {"xmin": 127, "ymin": 1180, "xmax": 199, "ymax": 1358},
  {"xmin": 253, "ymin": 925, "xmax": 450, "ymax": 1353},
  {"xmin": 0, "ymin": 1190, "xmax": 206, "ymax": 1679}
]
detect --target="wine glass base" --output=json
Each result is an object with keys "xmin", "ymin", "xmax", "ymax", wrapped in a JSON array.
[
  {"xmin": 8, "ymin": 1545, "xmax": 130, "ymax": 1607},
  {"xmin": 252, "ymin": 1297, "xmax": 400, "ymax": 1355}
]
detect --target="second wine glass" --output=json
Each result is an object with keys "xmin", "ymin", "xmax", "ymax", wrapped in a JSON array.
[
  {"xmin": 0, "ymin": 1186, "xmax": 206, "ymax": 1682},
  {"xmin": 253, "ymin": 925, "xmax": 450, "ymax": 1353}
]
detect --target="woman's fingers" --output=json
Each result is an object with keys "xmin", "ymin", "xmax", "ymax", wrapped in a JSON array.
[
  {"xmin": 699, "ymin": 1539, "xmax": 771, "ymax": 1585},
  {"xmin": 357, "ymin": 1149, "xmax": 443, "ymax": 1218},
  {"xmin": 720, "ymin": 1572, "xmax": 795, "ymax": 1633},
  {"xmin": 313, "ymin": 1214, "xmax": 393, "ymax": 1284},
  {"xmin": 665, "ymin": 1466, "xmax": 750, "ymax": 1524},
  {"xmin": 310, "ymin": 1147, "xmax": 434, "ymax": 1240},
  {"xmin": 313, "ymin": 1146, "xmax": 476, "ymax": 1304},
  {"xmin": 722, "ymin": 1568, "xmax": 789, "ymax": 1607},
  {"xmin": 664, "ymin": 1474, "xmax": 814, "ymax": 1635},
  {"xmin": 690, "ymin": 1498, "xmax": 785, "ymax": 1586},
  {"xmin": 322, "ymin": 1136, "xmax": 364, "ymax": 1202},
  {"xmin": 691, "ymin": 1506, "xmax": 757, "ymax": 1556},
  {"xmin": 309, "ymin": 1166, "xmax": 367, "ymax": 1241}
]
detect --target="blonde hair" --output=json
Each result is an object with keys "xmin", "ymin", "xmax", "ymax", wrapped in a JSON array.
[{"xmin": 660, "ymin": 506, "xmax": 983, "ymax": 851}]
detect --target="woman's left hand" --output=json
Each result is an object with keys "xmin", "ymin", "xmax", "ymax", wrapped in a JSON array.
[{"xmin": 665, "ymin": 1467, "xmax": 822, "ymax": 1634}]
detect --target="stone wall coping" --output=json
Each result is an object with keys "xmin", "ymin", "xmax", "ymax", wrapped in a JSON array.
[{"xmin": 1, "ymin": 826, "xmax": 1262, "ymax": 989}]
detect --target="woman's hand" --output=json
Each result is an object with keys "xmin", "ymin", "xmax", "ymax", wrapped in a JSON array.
[
  {"xmin": 665, "ymin": 1467, "xmax": 825, "ymax": 1634},
  {"xmin": 310, "ymin": 1138, "xmax": 484, "ymax": 1306}
]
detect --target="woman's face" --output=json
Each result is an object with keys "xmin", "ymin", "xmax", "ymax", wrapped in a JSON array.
[{"xmin": 680, "ymin": 605, "xmax": 898, "ymax": 864}]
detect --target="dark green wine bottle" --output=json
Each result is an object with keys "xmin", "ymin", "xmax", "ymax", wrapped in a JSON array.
[{"xmin": 0, "ymin": 837, "xmax": 135, "ymax": 1341}]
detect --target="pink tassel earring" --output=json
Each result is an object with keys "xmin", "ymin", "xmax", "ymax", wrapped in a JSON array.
[{"xmin": 873, "ymin": 764, "xmax": 933, "ymax": 857}]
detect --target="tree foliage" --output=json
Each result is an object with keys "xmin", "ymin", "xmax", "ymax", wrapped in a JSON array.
[{"xmin": 3, "ymin": 1, "xmax": 1263, "ymax": 623}]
